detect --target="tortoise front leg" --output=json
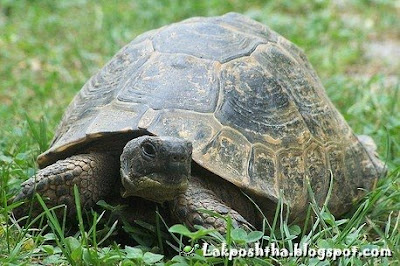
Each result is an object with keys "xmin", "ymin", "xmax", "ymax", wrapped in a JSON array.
[
  {"xmin": 13, "ymin": 153, "xmax": 119, "ymax": 219},
  {"xmin": 170, "ymin": 176, "xmax": 254, "ymax": 233}
]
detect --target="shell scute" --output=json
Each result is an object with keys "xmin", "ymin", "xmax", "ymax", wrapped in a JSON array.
[{"xmin": 38, "ymin": 13, "xmax": 381, "ymax": 214}]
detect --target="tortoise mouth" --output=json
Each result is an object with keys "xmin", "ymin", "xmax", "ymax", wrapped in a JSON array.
[
  {"xmin": 120, "ymin": 171, "xmax": 189, "ymax": 203},
  {"xmin": 119, "ymin": 135, "xmax": 192, "ymax": 202}
]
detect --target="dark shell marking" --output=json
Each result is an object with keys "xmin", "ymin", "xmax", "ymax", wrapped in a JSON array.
[{"xmin": 39, "ymin": 13, "xmax": 381, "ymax": 216}]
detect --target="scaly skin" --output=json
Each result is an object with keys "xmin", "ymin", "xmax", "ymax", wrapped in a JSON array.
[
  {"xmin": 13, "ymin": 134, "xmax": 384, "ymax": 232},
  {"xmin": 13, "ymin": 152, "xmax": 258, "ymax": 233},
  {"xmin": 171, "ymin": 175, "xmax": 256, "ymax": 233},
  {"xmin": 13, "ymin": 153, "xmax": 119, "ymax": 218}
]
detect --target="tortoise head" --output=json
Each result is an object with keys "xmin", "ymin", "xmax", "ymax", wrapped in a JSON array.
[{"xmin": 120, "ymin": 136, "xmax": 192, "ymax": 203}]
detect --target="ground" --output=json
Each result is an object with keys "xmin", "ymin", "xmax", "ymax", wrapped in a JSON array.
[{"xmin": 0, "ymin": 0, "xmax": 399, "ymax": 265}]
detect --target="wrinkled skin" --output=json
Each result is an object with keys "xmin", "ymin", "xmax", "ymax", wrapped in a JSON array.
[{"xmin": 14, "ymin": 136, "xmax": 255, "ymax": 232}]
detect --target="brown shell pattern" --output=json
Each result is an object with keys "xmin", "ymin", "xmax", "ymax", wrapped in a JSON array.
[{"xmin": 38, "ymin": 13, "xmax": 379, "ymax": 215}]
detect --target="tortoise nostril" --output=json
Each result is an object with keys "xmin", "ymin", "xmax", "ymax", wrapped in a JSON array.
[{"xmin": 171, "ymin": 154, "xmax": 188, "ymax": 162}]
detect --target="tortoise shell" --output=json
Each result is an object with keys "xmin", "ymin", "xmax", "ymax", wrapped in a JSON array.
[{"xmin": 38, "ymin": 13, "xmax": 379, "ymax": 215}]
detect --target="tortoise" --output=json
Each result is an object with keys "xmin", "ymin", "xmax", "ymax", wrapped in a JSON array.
[{"xmin": 14, "ymin": 12, "xmax": 386, "ymax": 232}]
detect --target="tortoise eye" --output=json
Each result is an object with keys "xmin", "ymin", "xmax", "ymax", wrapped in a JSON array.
[{"xmin": 141, "ymin": 142, "xmax": 156, "ymax": 159}]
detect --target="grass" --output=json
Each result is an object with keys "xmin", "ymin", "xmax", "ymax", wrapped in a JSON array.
[{"xmin": 1, "ymin": 0, "xmax": 399, "ymax": 265}]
